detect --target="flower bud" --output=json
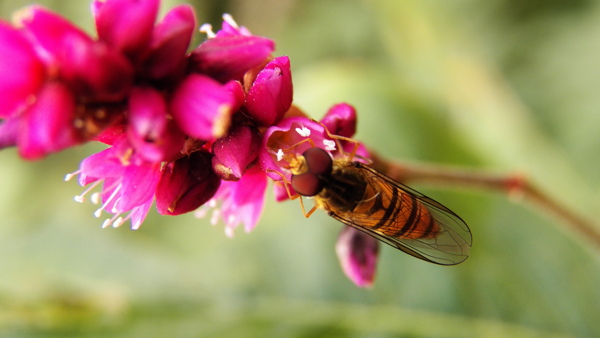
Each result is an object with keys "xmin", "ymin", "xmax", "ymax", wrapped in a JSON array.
[
  {"xmin": 336, "ymin": 226, "xmax": 379, "ymax": 288},
  {"xmin": 212, "ymin": 125, "xmax": 262, "ymax": 180},
  {"xmin": 245, "ymin": 56, "xmax": 292, "ymax": 126},
  {"xmin": 155, "ymin": 151, "xmax": 221, "ymax": 215}
]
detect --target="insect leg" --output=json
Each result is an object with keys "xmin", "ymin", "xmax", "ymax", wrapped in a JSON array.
[
  {"xmin": 310, "ymin": 119, "xmax": 363, "ymax": 161},
  {"xmin": 281, "ymin": 137, "xmax": 316, "ymax": 153},
  {"xmin": 266, "ymin": 169, "xmax": 319, "ymax": 218}
]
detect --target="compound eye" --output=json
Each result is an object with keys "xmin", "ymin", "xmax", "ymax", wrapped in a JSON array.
[
  {"xmin": 291, "ymin": 172, "xmax": 324, "ymax": 196},
  {"xmin": 302, "ymin": 147, "xmax": 333, "ymax": 176}
]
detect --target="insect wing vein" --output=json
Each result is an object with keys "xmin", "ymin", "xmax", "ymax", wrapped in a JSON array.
[{"xmin": 332, "ymin": 163, "xmax": 472, "ymax": 265}]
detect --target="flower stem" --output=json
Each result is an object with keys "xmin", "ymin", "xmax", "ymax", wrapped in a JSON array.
[{"xmin": 369, "ymin": 152, "xmax": 600, "ymax": 250}]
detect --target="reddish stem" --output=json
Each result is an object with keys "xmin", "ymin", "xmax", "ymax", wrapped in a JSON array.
[{"xmin": 369, "ymin": 152, "xmax": 600, "ymax": 249}]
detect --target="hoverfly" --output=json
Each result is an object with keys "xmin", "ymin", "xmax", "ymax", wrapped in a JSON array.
[{"xmin": 276, "ymin": 127, "xmax": 472, "ymax": 265}]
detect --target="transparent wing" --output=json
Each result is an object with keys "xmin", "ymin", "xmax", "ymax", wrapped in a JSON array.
[{"xmin": 328, "ymin": 163, "xmax": 472, "ymax": 265}]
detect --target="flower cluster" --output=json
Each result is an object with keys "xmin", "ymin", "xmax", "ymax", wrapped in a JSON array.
[{"xmin": 0, "ymin": 0, "xmax": 378, "ymax": 288}]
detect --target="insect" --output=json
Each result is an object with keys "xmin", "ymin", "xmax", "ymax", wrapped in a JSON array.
[{"xmin": 277, "ymin": 129, "xmax": 472, "ymax": 265}]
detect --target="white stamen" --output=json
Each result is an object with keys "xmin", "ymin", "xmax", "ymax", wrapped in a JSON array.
[
  {"xmin": 199, "ymin": 23, "xmax": 216, "ymax": 38},
  {"xmin": 112, "ymin": 217, "xmax": 125, "ymax": 228},
  {"xmin": 222, "ymin": 13, "xmax": 239, "ymax": 29},
  {"xmin": 225, "ymin": 226, "xmax": 234, "ymax": 238},
  {"xmin": 323, "ymin": 139, "xmax": 336, "ymax": 151},
  {"xmin": 91, "ymin": 192, "xmax": 100, "ymax": 205},
  {"xmin": 64, "ymin": 169, "xmax": 81, "ymax": 181},
  {"xmin": 94, "ymin": 185, "xmax": 122, "ymax": 218},
  {"xmin": 210, "ymin": 209, "xmax": 221, "ymax": 226},
  {"xmin": 73, "ymin": 180, "xmax": 102, "ymax": 204},
  {"xmin": 194, "ymin": 206, "xmax": 208, "ymax": 219},
  {"xmin": 227, "ymin": 214, "xmax": 236, "ymax": 227},
  {"xmin": 276, "ymin": 149, "xmax": 284, "ymax": 161},
  {"xmin": 101, "ymin": 218, "xmax": 112, "ymax": 228},
  {"xmin": 209, "ymin": 199, "xmax": 217, "ymax": 208},
  {"xmin": 94, "ymin": 209, "xmax": 104, "ymax": 218},
  {"xmin": 295, "ymin": 126, "xmax": 311, "ymax": 137},
  {"xmin": 111, "ymin": 198, "xmax": 121, "ymax": 213}
]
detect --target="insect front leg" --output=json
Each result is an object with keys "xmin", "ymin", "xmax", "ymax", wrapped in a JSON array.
[{"xmin": 267, "ymin": 169, "xmax": 317, "ymax": 218}]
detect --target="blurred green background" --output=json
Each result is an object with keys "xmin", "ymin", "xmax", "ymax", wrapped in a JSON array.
[{"xmin": 1, "ymin": 0, "xmax": 599, "ymax": 337}]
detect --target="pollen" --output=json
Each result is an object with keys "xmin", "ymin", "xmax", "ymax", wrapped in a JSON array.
[
  {"xmin": 323, "ymin": 139, "xmax": 336, "ymax": 151},
  {"xmin": 276, "ymin": 149, "xmax": 284, "ymax": 161},
  {"xmin": 64, "ymin": 170, "xmax": 81, "ymax": 181},
  {"xmin": 199, "ymin": 23, "xmax": 216, "ymax": 38},
  {"xmin": 295, "ymin": 126, "xmax": 311, "ymax": 137},
  {"xmin": 212, "ymin": 105, "xmax": 232, "ymax": 138},
  {"xmin": 72, "ymin": 180, "xmax": 101, "ymax": 203},
  {"xmin": 210, "ymin": 209, "xmax": 221, "ymax": 226},
  {"xmin": 225, "ymin": 226, "xmax": 235, "ymax": 238}
]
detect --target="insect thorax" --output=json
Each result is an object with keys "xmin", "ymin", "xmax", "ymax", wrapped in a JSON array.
[{"xmin": 318, "ymin": 162, "xmax": 367, "ymax": 213}]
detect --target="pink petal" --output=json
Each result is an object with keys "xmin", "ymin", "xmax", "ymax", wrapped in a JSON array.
[
  {"xmin": 217, "ymin": 165, "xmax": 267, "ymax": 234},
  {"xmin": 18, "ymin": 82, "xmax": 80, "ymax": 160},
  {"xmin": 78, "ymin": 147, "xmax": 125, "ymax": 185},
  {"xmin": 94, "ymin": 0, "xmax": 159, "ymax": 60},
  {"xmin": 129, "ymin": 198, "xmax": 154, "ymax": 230},
  {"xmin": 0, "ymin": 117, "xmax": 19, "ymax": 149},
  {"xmin": 140, "ymin": 5, "xmax": 196, "ymax": 83},
  {"xmin": 336, "ymin": 226, "xmax": 379, "ymax": 288},
  {"xmin": 320, "ymin": 103, "xmax": 357, "ymax": 138},
  {"xmin": 259, "ymin": 117, "xmax": 327, "ymax": 180},
  {"xmin": 118, "ymin": 162, "xmax": 161, "ymax": 212},
  {"xmin": 245, "ymin": 56, "xmax": 293, "ymax": 126},
  {"xmin": 128, "ymin": 87, "xmax": 185, "ymax": 162},
  {"xmin": 190, "ymin": 35, "xmax": 275, "ymax": 82},
  {"xmin": 60, "ymin": 40, "xmax": 133, "ymax": 102},
  {"xmin": 0, "ymin": 21, "xmax": 45, "ymax": 118},
  {"xmin": 212, "ymin": 125, "xmax": 262, "ymax": 180},
  {"xmin": 224, "ymin": 80, "xmax": 245, "ymax": 113},
  {"xmin": 215, "ymin": 15, "xmax": 252, "ymax": 38},
  {"xmin": 170, "ymin": 74, "xmax": 236, "ymax": 140},
  {"xmin": 155, "ymin": 151, "xmax": 221, "ymax": 215},
  {"xmin": 17, "ymin": 6, "xmax": 92, "ymax": 65},
  {"xmin": 18, "ymin": 6, "xmax": 133, "ymax": 101}
]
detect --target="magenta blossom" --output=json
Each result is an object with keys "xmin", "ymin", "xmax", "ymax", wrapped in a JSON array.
[
  {"xmin": 259, "ymin": 104, "xmax": 378, "ymax": 287},
  {"xmin": 197, "ymin": 165, "xmax": 268, "ymax": 237},
  {"xmin": 259, "ymin": 103, "xmax": 370, "ymax": 185},
  {"xmin": 1, "ymin": 0, "xmax": 376, "ymax": 288},
  {"xmin": 69, "ymin": 136, "xmax": 161, "ymax": 230},
  {"xmin": 336, "ymin": 226, "xmax": 379, "ymax": 288}
]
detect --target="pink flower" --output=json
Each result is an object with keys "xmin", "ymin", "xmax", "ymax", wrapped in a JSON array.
[
  {"xmin": 155, "ymin": 150, "xmax": 221, "ymax": 216},
  {"xmin": 19, "ymin": 6, "xmax": 134, "ymax": 102},
  {"xmin": 2, "ymin": 0, "xmax": 382, "ymax": 287},
  {"xmin": 170, "ymin": 74, "xmax": 240, "ymax": 140},
  {"xmin": 127, "ymin": 87, "xmax": 185, "ymax": 163},
  {"xmin": 72, "ymin": 137, "xmax": 161, "ymax": 229},
  {"xmin": 260, "ymin": 107, "xmax": 376, "ymax": 287},
  {"xmin": 198, "ymin": 165, "xmax": 267, "ymax": 237},
  {"xmin": 93, "ymin": 0, "xmax": 159, "ymax": 61},
  {"xmin": 245, "ymin": 56, "xmax": 293, "ymax": 126},
  {"xmin": 336, "ymin": 227, "xmax": 379, "ymax": 288},
  {"xmin": 0, "ymin": 21, "xmax": 45, "ymax": 119},
  {"xmin": 138, "ymin": 4, "xmax": 197, "ymax": 84},
  {"xmin": 212, "ymin": 125, "xmax": 262, "ymax": 180},
  {"xmin": 17, "ymin": 82, "xmax": 81, "ymax": 160},
  {"xmin": 259, "ymin": 107, "xmax": 368, "ymax": 185},
  {"xmin": 190, "ymin": 23, "xmax": 275, "ymax": 83}
]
